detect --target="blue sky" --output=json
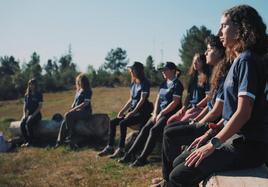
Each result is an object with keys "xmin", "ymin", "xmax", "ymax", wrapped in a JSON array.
[{"xmin": 0, "ymin": 0, "xmax": 267, "ymax": 72}]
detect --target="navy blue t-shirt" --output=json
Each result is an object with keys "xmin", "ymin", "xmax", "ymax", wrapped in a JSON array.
[
  {"xmin": 24, "ymin": 91, "xmax": 43, "ymax": 115},
  {"xmin": 73, "ymin": 89, "xmax": 92, "ymax": 112},
  {"xmin": 207, "ymin": 76, "xmax": 225, "ymax": 111},
  {"xmin": 130, "ymin": 80, "xmax": 150, "ymax": 110},
  {"xmin": 222, "ymin": 50, "xmax": 268, "ymax": 142},
  {"xmin": 188, "ymin": 78, "xmax": 209, "ymax": 107},
  {"xmin": 158, "ymin": 78, "xmax": 184, "ymax": 111}
]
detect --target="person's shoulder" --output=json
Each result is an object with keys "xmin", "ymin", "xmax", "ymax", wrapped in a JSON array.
[
  {"xmin": 237, "ymin": 50, "xmax": 265, "ymax": 71},
  {"xmin": 159, "ymin": 81, "xmax": 166, "ymax": 87},
  {"xmin": 82, "ymin": 89, "xmax": 92, "ymax": 94},
  {"xmin": 237, "ymin": 50, "xmax": 258, "ymax": 64},
  {"xmin": 174, "ymin": 78, "xmax": 183, "ymax": 87}
]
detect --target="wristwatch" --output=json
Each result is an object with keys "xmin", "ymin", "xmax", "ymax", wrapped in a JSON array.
[
  {"xmin": 189, "ymin": 118, "xmax": 196, "ymax": 125},
  {"xmin": 210, "ymin": 137, "xmax": 223, "ymax": 149}
]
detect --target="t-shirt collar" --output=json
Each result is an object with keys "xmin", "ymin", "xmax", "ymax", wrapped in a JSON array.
[{"xmin": 167, "ymin": 77, "xmax": 176, "ymax": 84}]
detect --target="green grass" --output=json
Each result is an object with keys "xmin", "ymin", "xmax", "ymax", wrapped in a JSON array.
[{"xmin": 0, "ymin": 87, "xmax": 161, "ymax": 187}]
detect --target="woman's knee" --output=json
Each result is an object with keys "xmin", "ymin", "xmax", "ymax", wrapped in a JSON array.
[
  {"xmin": 172, "ymin": 151, "xmax": 190, "ymax": 168},
  {"xmin": 65, "ymin": 111, "xmax": 77, "ymax": 121},
  {"xmin": 64, "ymin": 112, "xmax": 72, "ymax": 119},
  {"xmin": 150, "ymin": 124, "xmax": 162, "ymax": 136},
  {"xmin": 169, "ymin": 163, "xmax": 196, "ymax": 186},
  {"xmin": 163, "ymin": 127, "xmax": 173, "ymax": 140},
  {"xmin": 119, "ymin": 119, "xmax": 128, "ymax": 128}
]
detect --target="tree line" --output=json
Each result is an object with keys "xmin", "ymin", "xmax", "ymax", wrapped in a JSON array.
[{"xmin": 0, "ymin": 25, "xmax": 211, "ymax": 101}]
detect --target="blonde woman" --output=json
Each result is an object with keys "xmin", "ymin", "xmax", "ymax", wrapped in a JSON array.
[{"xmin": 55, "ymin": 73, "xmax": 92, "ymax": 148}]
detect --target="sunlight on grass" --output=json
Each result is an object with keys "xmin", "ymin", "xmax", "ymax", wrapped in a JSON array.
[{"xmin": 0, "ymin": 87, "xmax": 161, "ymax": 187}]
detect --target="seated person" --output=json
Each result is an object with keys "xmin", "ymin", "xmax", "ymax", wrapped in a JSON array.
[
  {"xmin": 150, "ymin": 35, "xmax": 230, "ymax": 187},
  {"xmin": 55, "ymin": 73, "xmax": 92, "ymax": 148},
  {"xmin": 167, "ymin": 53, "xmax": 210, "ymax": 124},
  {"xmin": 20, "ymin": 78, "xmax": 43, "ymax": 147},
  {"xmin": 119, "ymin": 62, "xmax": 184, "ymax": 167},
  {"xmin": 98, "ymin": 62, "xmax": 153, "ymax": 158}
]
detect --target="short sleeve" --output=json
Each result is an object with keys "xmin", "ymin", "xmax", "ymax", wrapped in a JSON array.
[
  {"xmin": 173, "ymin": 81, "xmax": 184, "ymax": 98},
  {"xmin": 141, "ymin": 81, "xmax": 150, "ymax": 96},
  {"xmin": 205, "ymin": 81, "xmax": 210, "ymax": 95},
  {"xmin": 215, "ymin": 77, "xmax": 225, "ymax": 102},
  {"xmin": 237, "ymin": 59, "xmax": 258, "ymax": 100},
  {"xmin": 84, "ymin": 89, "xmax": 92, "ymax": 101},
  {"xmin": 38, "ymin": 92, "xmax": 43, "ymax": 103},
  {"xmin": 215, "ymin": 84, "xmax": 224, "ymax": 102}
]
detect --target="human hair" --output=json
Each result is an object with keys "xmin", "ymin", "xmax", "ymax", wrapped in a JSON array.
[
  {"xmin": 188, "ymin": 53, "xmax": 210, "ymax": 88},
  {"xmin": 205, "ymin": 35, "xmax": 230, "ymax": 100},
  {"xmin": 76, "ymin": 73, "xmax": 91, "ymax": 91},
  {"xmin": 223, "ymin": 5, "xmax": 268, "ymax": 59},
  {"xmin": 131, "ymin": 67, "xmax": 146, "ymax": 83},
  {"xmin": 25, "ymin": 78, "xmax": 38, "ymax": 96}
]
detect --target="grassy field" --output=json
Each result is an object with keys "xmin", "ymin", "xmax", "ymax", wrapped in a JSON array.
[{"xmin": 0, "ymin": 87, "xmax": 161, "ymax": 187}]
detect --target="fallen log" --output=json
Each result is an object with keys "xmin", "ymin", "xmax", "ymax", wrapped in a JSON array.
[{"xmin": 9, "ymin": 113, "xmax": 110, "ymax": 143}]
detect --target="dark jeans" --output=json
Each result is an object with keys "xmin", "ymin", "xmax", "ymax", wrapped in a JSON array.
[
  {"xmin": 168, "ymin": 135, "xmax": 268, "ymax": 187},
  {"xmin": 126, "ymin": 112, "xmax": 174, "ymax": 161},
  {"xmin": 20, "ymin": 112, "xmax": 42, "ymax": 143},
  {"xmin": 162, "ymin": 121, "xmax": 209, "ymax": 181},
  {"xmin": 108, "ymin": 112, "xmax": 151, "ymax": 148},
  {"xmin": 57, "ymin": 110, "xmax": 91, "ymax": 143}
]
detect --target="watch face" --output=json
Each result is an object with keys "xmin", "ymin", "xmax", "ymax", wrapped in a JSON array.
[{"xmin": 211, "ymin": 137, "xmax": 222, "ymax": 149}]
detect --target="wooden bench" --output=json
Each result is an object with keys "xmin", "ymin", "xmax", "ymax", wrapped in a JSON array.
[{"xmin": 201, "ymin": 164, "xmax": 268, "ymax": 187}]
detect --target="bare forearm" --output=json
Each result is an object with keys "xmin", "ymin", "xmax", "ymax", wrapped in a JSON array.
[
  {"xmin": 194, "ymin": 106, "xmax": 208, "ymax": 122},
  {"xmin": 31, "ymin": 104, "xmax": 42, "ymax": 117},
  {"xmin": 72, "ymin": 101, "xmax": 89, "ymax": 111},
  {"xmin": 161, "ymin": 98, "xmax": 180, "ymax": 115},
  {"xmin": 130, "ymin": 97, "xmax": 145, "ymax": 114},
  {"xmin": 199, "ymin": 101, "xmax": 223, "ymax": 124},
  {"xmin": 196, "ymin": 95, "xmax": 208, "ymax": 108},
  {"xmin": 216, "ymin": 97, "xmax": 253, "ymax": 143},
  {"xmin": 119, "ymin": 99, "xmax": 132, "ymax": 114},
  {"xmin": 153, "ymin": 95, "xmax": 160, "ymax": 115},
  {"xmin": 23, "ymin": 105, "xmax": 28, "ymax": 117}
]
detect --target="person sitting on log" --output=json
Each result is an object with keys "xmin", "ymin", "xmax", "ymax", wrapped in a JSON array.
[
  {"xmin": 167, "ymin": 5, "xmax": 268, "ymax": 187},
  {"xmin": 55, "ymin": 73, "xmax": 92, "ymax": 149},
  {"xmin": 20, "ymin": 78, "xmax": 43, "ymax": 147}
]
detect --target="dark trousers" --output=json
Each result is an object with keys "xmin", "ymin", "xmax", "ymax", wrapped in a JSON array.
[
  {"xmin": 108, "ymin": 112, "xmax": 150, "ymax": 148},
  {"xmin": 20, "ymin": 112, "xmax": 42, "ymax": 143},
  {"xmin": 162, "ymin": 121, "xmax": 208, "ymax": 181},
  {"xmin": 57, "ymin": 110, "xmax": 91, "ymax": 143},
  {"xmin": 168, "ymin": 135, "xmax": 268, "ymax": 187},
  {"xmin": 126, "ymin": 112, "xmax": 173, "ymax": 161}
]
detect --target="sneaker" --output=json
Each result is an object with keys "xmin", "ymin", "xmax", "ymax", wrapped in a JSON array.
[
  {"xmin": 20, "ymin": 142, "xmax": 30, "ymax": 148},
  {"xmin": 54, "ymin": 141, "xmax": 62, "ymax": 149},
  {"xmin": 150, "ymin": 179, "xmax": 167, "ymax": 187},
  {"xmin": 130, "ymin": 158, "xmax": 149, "ymax": 167},
  {"xmin": 98, "ymin": 146, "xmax": 114, "ymax": 157},
  {"xmin": 70, "ymin": 142, "xmax": 79, "ymax": 150},
  {"xmin": 109, "ymin": 148, "xmax": 125, "ymax": 159},
  {"xmin": 118, "ymin": 153, "xmax": 133, "ymax": 163},
  {"xmin": 151, "ymin": 177, "xmax": 163, "ymax": 185}
]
